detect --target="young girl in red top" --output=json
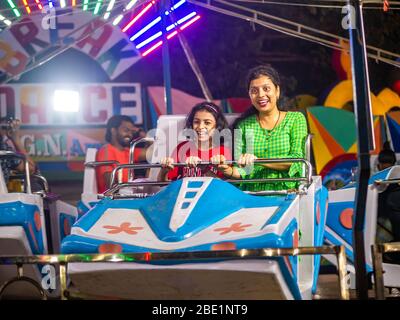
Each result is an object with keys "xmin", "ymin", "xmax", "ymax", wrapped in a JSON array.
[{"xmin": 158, "ymin": 102, "xmax": 233, "ymax": 181}]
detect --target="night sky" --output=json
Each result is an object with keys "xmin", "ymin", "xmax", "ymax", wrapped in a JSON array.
[{"xmin": 5, "ymin": 1, "xmax": 400, "ymax": 103}]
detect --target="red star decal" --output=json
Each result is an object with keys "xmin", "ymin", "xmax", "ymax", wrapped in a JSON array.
[
  {"xmin": 103, "ymin": 222, "xmax": 143, "ymax": 235},
  {"xmin": 214, "ymin": 222, "xmax": 252, "ymax": 235}
]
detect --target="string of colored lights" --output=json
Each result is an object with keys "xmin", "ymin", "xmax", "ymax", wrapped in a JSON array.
[
  {"xmin": 126, "ymin": 0, "xmax": 139, "ymax": 9},
  {"xmin": 141, "ymin": 15, "xmax": 201, "ymax": 56},
  {"xmin": 0, "ymin": 13, "xmax": 12, "ymax": 25},
  {"xmin": 34, "ymin": 0, "xmax": 43, "ymax": 9},
  {"xmin": 122, "ymin": 0, "xmax": 156, "ymax": 32},
  {"xmin": 0, "ymin": 0, "xmax": 143, "ymax": 20},
  {"xmin": 112, "ymin": 0, "xmax": 139, "ymax": 26},
  {"xmin": 1, "ymin": 0, "xmax": 197, "ymax": 43},
  {"xmin": 22, "ymin": 0, "xmax": 31, "ymax": 13},
  {"xmin": 135, "ymin": 11, "xmax": 197, "ymax": 49},
  {"xmin": 130, "ymin": 0, "xmax": 186, "ymax": 41},
  {"xmin": 103, "ymin": 0, "xmax": 116, "ymax": 19},
  {"xmin": 6, "ymin": 0, "xmax": 21, "ymax": 17},
  {"xmin": 165, "ymin": 0, "xmax": 185, "ymax": 15},
  {"xmin": 94, "ymin": 0, "xmax": 102, "ymax": 14}
]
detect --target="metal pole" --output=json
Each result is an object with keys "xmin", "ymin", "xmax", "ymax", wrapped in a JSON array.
[
  {"xmin": 160, "ymin": 0, "xmax": 173, "ymax": 115},
  {"xmin": 348, "ymin": 0, "xmax": 375, "ymax": 300},
  {"xmin": 371, "ymin": 244, "xmax": 385, "ymax": 300},
  {"xmin": 336, "ymin": 245, "xmax": 350, "ymax": 300},
  {"xmin": 59, "ymin": 262, "xmax": 68, "ymax": 300}
]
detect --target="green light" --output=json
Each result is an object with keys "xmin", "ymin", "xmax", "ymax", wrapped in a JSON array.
[
  {"xmin": 7, "ymin": 0, "xmax": 21, "ymax": 18},
  {"xmin": 79, "ymin": 254, "xmax": 91, "ymax": 262},
  {"xmin": 94, "ymin": 0, "xmax": 102, "ymax": 15},
  {"xmin": 7, "ymin": 0, "xmax": 15, "ymax": 8},
  {"xmin": 83, "ymin": 0, "xmax": 89, "ymax": 11},
  {"xmin": 125, "ymin": 256, "xmax": 135, "ymax": 262}
]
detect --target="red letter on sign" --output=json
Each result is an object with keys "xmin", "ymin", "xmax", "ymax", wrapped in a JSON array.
[
  {"xmin": 10, "ymin": 17, "xmax": 49, "ymax": 56},
  {"xmin": 76, "ymin": 20, "xmax": 113, "ymax": 58},
  {"xmin": 21, "ymin": 86, "xmax": 47, "ymax": 124}
]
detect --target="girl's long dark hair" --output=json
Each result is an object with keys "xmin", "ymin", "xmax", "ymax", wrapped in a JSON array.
[
  {"xmin": 185, "ymin": 102, "xmax": 228, "ymax": 130},
  {"xmin": 231, "ymin": 65, "xmax": 282, "ymax": 130}
]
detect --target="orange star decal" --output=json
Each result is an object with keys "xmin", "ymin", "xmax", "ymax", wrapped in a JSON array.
[
  {"xmin": 214, "ymin": 222, "xmax": 252, "ymax": 235},
  {"xmin": 103, "ymin": 222, "xmax": 143, "ymax": 235}
]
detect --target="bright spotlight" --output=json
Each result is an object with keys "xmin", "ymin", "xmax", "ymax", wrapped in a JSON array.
[{"xmin": 53, "ymin": 89, "xmax": 80, "ymax": 112}]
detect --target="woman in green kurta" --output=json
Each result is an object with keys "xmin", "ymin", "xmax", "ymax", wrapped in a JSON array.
[{"xmin": 216, "ymin": 65, "xmax": 308, "ymax": 191}]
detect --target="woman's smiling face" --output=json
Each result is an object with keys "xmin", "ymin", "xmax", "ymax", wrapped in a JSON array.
[{"xmin": 248, "ymin": 75, "xmax": 280, "ymax": 114}]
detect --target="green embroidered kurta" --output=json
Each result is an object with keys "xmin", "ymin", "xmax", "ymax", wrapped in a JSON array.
[{"xmin": 234, "ymin": 111, "xmax": 308, "ymax": 191}]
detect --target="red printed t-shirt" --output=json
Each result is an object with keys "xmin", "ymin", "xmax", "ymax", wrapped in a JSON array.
[
  {"xmin": 96, "ymin": 144, "xmax": 142, "ymax": 193},
  {"xmin": 167, "ymin": 141, "xmax": 232, "ymax": 181}
]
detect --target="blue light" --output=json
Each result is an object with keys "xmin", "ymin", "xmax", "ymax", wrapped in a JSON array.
[
  {"xmin": 136, "ymin": 31, "xmax": 162, "ymax": 49},
  {"xmin": 166, "ymin": 11, "xmax": 196, "ymax": 31},
  {"xmin": 135, "ymin": 12, "xmax": 197, "ymax": 49},
  {"xmin": 165, "ymin": 0, "xmax": 186, "ymax": 15},
  {"xmin": 130, "ymin": 16, "xmax": 162, "ymax": 41}
]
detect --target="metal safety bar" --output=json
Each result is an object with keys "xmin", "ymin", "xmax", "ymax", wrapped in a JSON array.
[
  {"xmin": 371, "ymin": 242, "xmax": 400, "ymax": 300},
  {"xmin": 84, "ymin": 161, "xmax": 121, "ymax": 184},
  {"xmin": 374, "ymin": 179, "xmax": 400, "ymax": 186},
  {"xmin": 0, "ymin": 245, "xmax": 349, "ymax": 300},
  {"xmin": 0, "ymin": 262, "xmax": 46, "ymax": 300},
  {"xmin": 109, "ymin": 158, "xmax": 312, "ymax": 190},
  {"xmin": 0, "ymin": 150, "xmax": 31, "ymax": 194},
  {"xmin": 103, "ymin": 178, "xmax": 308, "ymax": 198},
  {"xmin": 128, "ymin": 137, "xmax": 154, "ymax": 181},
  {"xmin": 9, "ymin": 173, "xmax": 50, "ymax": 194},
  {"xmin": 84, "ymin": 160, "xmax": 120, "ymax": 168}
]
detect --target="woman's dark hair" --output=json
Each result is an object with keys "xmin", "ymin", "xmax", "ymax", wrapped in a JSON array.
[
  {"xmin": 185, "ymin": 102, "xmax": 228, "ymax": 131},
  {"xmin": 105, "ymin": 115, "xmax": 135, "ymax": 143},
  {"xmin": 232, "ymin": 65, "xmax": 281, "ymax": 130}
]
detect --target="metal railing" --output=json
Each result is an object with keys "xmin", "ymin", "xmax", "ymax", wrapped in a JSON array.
[
  {"xmin": 128, "ymin": 137, "xmax": 154, "ymax": 181},
  {"xmin": 0, "ymin": 245, "xmax": 349, "ymax": 300},
  {"xmin": 374, "ymin": 178, "xmax": 400, "ymax": 186},
  {"xmin": 8, "ymin": 173, "xmax": 50, "ymax": 194},
  {"xmin": 107, "ymin": 158, "xmax": 312, "ymax": 197},
  {"xmin": 0, "ymin": 150, "xmax": 32, "ymax": 194},
  {"xmin": 371, "ymin": 242, "xmax": 400, "ymax": 300}
]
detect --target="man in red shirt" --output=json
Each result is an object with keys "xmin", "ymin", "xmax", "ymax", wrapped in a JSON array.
[{"xmin": 96, "ymin": 115, "xmax": 147, "ymax": 193}]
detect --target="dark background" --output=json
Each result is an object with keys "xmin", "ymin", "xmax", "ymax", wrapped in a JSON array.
[{"xmin": 1, "ymin": 1, "xmax": 399, "ymax": 103}]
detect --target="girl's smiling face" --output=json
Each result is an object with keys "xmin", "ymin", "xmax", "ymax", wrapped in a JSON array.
[{"xmin": 192, "ymin": 110, "xmax": 217, "ymax": 143}]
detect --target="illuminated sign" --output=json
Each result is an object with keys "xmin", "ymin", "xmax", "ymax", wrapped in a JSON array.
[
  {"xmin": 0, "ymin": 82, "xmax": 142, "ymax": 126},
  {"xmin": 0, "ymin": 9, "xmax": 141, "ymax": 80}
]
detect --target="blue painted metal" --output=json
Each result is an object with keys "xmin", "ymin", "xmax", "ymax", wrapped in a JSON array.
[
  {"xmin": 0, "ymin": 201, "xmax": 45, "ymax": 254},
  {"xmin": 312, "ymin": 185, "xmax": 328, "ymax": 293},
  {"xmin": 161, "ymin": 0, "xmax": 173, "ymax": 115},
  {"xmin": 61, "ymin": 177, "xmax": 306, "ymax": 298}
]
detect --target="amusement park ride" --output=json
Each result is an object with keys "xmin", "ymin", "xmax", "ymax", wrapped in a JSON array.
[{"xmin": 0, "ymin": 0, "xmax": 400, "ymax": 300}]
